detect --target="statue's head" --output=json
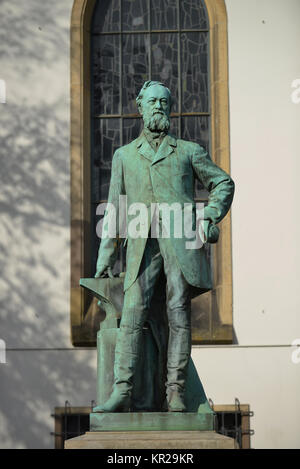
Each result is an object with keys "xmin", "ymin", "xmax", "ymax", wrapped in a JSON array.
[{"xmin": 136, "ymin": 81, "xmax": 172, "ymax": 133}]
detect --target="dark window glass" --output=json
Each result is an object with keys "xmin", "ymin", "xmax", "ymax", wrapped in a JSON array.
[
  {"xmin": 169, "ymin": 116, "xmax": 179, "ymax": 137},
  {"xmin": 122, "ymin": 34, "xmax": 149, "ymax": 113},
  {"xmin": 123, "ymin": 118, "xmax": 143, "ymax": 146},
  {"xmin": 151, "ymin": 0, "xmax": 178, "ymax": 30},
  {"xmin": 93, "ymin": 35, "xmax": 120, "ymax": 115},
  {"xmin": 92, "ymin": 118, "xmax": 120, "ymax": 202},
  {"xmin": 181, "ymin": 115, "xmax": 209, "ymax": 150},
  {"xmin": 181, "ymin": 32, "xmax": 209, "ymax": 113},
  {"xmin": 181, "ymin": 116, "xmax": 209, "ymax": 198},
  {"xmin": 92, "ymin": 0, "xmax": 121, "ymax": 33},
  {"xmin": 180, "ymin": 0, "xmax": 208, "ymax": 30},
  {"xmin": 122, "ymin": 0, "xmax": 149, "ymax": 31}
]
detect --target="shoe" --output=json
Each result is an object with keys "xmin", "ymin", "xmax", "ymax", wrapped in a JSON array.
[
  {"xmin": 167, "ymin": 389, "xmax": 186, "ymax": 412},
  {"xmin": 92, "ymin": 389, "xmax": 131, "ymax": 413}
]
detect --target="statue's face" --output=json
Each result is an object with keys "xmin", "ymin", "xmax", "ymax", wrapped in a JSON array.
[{"xmin": 140, "ymin": 85, "xmax": 171, "ymax": 132}]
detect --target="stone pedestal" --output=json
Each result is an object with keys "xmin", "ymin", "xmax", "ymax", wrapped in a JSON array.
[
  {"xmin": 90, "ymin": 412, "xmax": 214, "ymax": 432},
  {"xmin": 65, "ymin": 431, "xmax": 238, "ymax": 449},
  {"xmin": 65, "ymin": 412, "xmax": 237, "ymax": 449}
]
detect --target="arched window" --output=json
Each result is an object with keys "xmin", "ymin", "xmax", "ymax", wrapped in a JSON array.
[{"xmin": 71, "ymin": 0, "xmax": 233, "ymax": 346}]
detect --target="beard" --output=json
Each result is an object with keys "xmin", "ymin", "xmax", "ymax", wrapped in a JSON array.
[{"xmin": 143, "ymin": 111, "xmax": 170, "ymax": 133}]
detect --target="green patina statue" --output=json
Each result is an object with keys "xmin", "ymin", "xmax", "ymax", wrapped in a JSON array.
[{"xmin": 92, "ymin": 81, "xmax": 234, "ymax": 414}]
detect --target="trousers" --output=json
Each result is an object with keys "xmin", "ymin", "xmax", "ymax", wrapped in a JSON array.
[{"xmin": 114, "ymin": 236, "xmax": 191, "ymax": 396}]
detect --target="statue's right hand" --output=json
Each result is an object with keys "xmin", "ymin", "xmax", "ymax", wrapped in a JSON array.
[{"xmin": 94, "ymin": 265, "xmax": 114, "ymax": 279}]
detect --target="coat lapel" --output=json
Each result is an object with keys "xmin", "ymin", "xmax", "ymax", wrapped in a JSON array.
[
  {"xmin": 136, "ymin": 134, "xmax": 156, "ymax": 162},
  {"xmin": 136, "ymin": 132, "xmax": 177, "ymax": 164},
  {"xmin": 152, "ymin": 134, "xmax": 177, "ymax": 165}
]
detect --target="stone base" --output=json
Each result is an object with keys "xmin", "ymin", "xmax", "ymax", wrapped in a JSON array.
[
  {"xmin": 65, "ymin": 431, "xmax": 237, "ymax": 449},
  {"xmin": 90, "ymin": 412, "xmax": 214, "ymax": 432}
]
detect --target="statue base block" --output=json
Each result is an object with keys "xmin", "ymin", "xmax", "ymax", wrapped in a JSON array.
[
  {"xmin": 65, "ymin": 431, "xmax": 237, "ymax": 449},
  {"xmin": 90, "ymin": 412, "xmax": 214, "ymax": 432}
]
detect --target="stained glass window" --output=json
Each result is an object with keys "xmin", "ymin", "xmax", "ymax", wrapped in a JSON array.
[{"xmin": 91, "ymin": 0, "xmax": 210, "ymax": 272}]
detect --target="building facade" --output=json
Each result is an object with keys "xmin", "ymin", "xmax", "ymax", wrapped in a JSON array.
[{"xmin": 0, "ymin": 0, "xmax": 300, "ymax": 448}]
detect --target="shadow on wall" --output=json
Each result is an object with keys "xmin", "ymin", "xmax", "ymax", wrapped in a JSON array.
[
  {"xmin": 0, "ymin": 0, "xmax": 97, "ymax": 449},
  {"xmin": 0, "ymin": 350, "xmax": 97, "ymax": 449}
]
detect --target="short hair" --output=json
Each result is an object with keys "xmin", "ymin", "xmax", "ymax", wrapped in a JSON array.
[{"xmin": 136, "ymin": 80, "xmax": 172, "ymax": 111}]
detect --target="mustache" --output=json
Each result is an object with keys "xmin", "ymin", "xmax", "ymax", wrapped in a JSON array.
[{"xmin": 152, "ymin": 110, "xmax": 165, "ymax": 116}]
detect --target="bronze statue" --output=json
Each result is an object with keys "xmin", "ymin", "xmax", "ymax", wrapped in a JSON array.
[{"xmin": 92, "ymin": 81, "xmax": 234, "ymax": 413}]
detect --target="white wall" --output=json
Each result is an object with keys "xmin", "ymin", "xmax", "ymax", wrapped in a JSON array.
[
  {"xmin": 192, "ymin": 0, "xmax": 300, "ymax": 449},
  {"xmin": 0, "ymin": 350, "xmax": 96, "ymax": 449},
  {"xmin": 0, "ymin": 0, "xmax": 73, "ymax": 350},
  {"xmin": 227, "ymin": 0, "xmax": 300, "ymax": 346},
  {"xmin": 0, "ymin": 0, "xmax": 299, "ymax": 449},
  {"xmin": 192, "ymin": 345, "xmax": 300, "ymax": 449},
  {"xmin": 0, "ymin": 0, "xmax": 84, "ymax": 449}
]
